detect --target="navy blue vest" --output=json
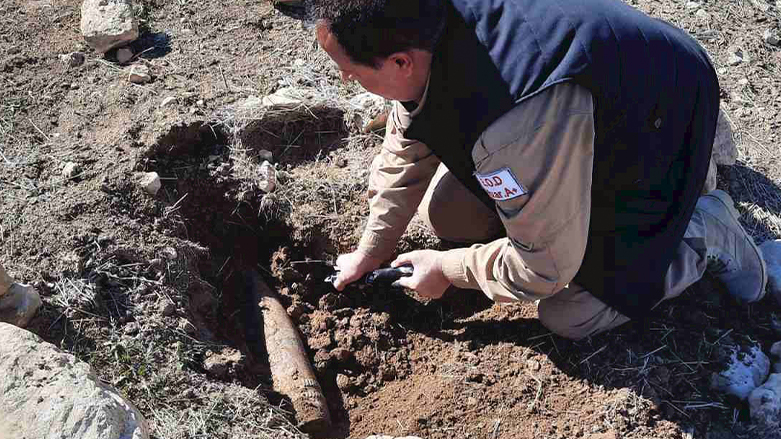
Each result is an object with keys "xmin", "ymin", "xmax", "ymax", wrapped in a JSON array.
[{"xmin": 407, "ymin": 0, "xmax": 719, "ymax": 318}]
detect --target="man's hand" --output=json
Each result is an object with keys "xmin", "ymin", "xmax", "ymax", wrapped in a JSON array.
[
  {"xmin": 333, "ymin": 250, "xmax": 383, "ymax": 291},
  {"xmin": 392, "ymin": 250, "xmax": 451, "ymax": 299}
]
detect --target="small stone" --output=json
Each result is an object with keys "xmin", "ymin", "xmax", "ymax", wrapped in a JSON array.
[
  {"xmin": 764, "ymin": 29, "xmax": 781, "ymax": 47},
  {"xmin": 332, "ymin": 347, "xmax": 352, "ymax": 363},
  {"xmin": 59, "ymin": 52, "xmax": 86, "ymax": 68},
  {"xmin": 81, "ymin": 0, "xmax": 139, "ymax": 53},
  {"xmin": 685, "ymin": 1, "xmax": 701, "ymax": 9},
  {"xmin": 258, "ymin": 160, "xmax": 276, "ymax": 193},
  {"xmin": 336, "ymin": 157, "xmax": 348, "ymax": 168},
  {"xmin": 727, "ymin": 48, "xmax": 746, "ymax": 66},
  {"xmin": 123, "ymin": 322, "xmax": 139, "ymax": 335},
  {"xmin": 62, "ymin": 162, "xmax": 80, "ymax": 179},
  {"xmin": 116, "ymin": 47, "xmax": 134, "ymax": 63},
  {"xmin": 203, "ymin": 348, "xmax": 243, "ymax": 379},
  {"xmin": 711, "ymin": 343, "xmax": 770, "ymax": 401},
  {"xmin": 134, "ymin": 172, "xmax": 161, "ymax": 196},
  {"xmin": 127, "ymin": 64, "xmax": 150, "ymax": 84},
  {"xmin": 196, "ymin": 99, "xmax": 204, "ymax": 106},
  {"xmin": 695, "ymin": 9, "xmax": 710, "ymax": 20},
  {"xmin": 258, "ymin": 149, "xmax": 273, "ymax": 163},
  {"xmin": 526, "ymin": 359, "xmax": 541, "ymax": 371},
  {"xmin": 160, "ymin": 96, "xmax": 176, "ymax": 108},
  {"xmin": 760, "ymin": 240, "xmax": 781, "ymax": 305},
  {"xmin": 738, "ymin": 78, "xmax": 750, "ymax": 86},
  {"xmin": 159, "ymin": 300, "xmax": 176, "ymax": 317},
  {"xmin": 336, "ymin": 373, "xmax": 353, "ymax": 391},
  {"xmin": 749, "ymin": 373, "xmax": 781, "ymax": 427}
]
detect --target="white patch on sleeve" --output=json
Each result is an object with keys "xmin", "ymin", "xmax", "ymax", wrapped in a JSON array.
[{"xmin": 474, "ymin": 168, "xmax": 528, "ymax": 201}]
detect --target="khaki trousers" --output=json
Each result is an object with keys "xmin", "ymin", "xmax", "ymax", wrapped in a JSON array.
[{"xmin": 419, "ymin": 164, "xmax": 707, "ymax": 340}]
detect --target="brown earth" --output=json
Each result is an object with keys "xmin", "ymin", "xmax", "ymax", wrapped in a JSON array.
[{"xmin": 2, "ymin": 0, "xmax": 781, "ymax": 438}]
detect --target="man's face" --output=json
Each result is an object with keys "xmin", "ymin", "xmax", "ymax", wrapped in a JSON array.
[{"xmin": 316, "ymin": 24, "xmax": 413, "ymax": 101}]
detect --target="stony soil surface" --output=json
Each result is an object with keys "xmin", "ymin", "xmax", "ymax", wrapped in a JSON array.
[{"xmin": 2, "ymin": 0, "xmax": 781, "ymax": 438}]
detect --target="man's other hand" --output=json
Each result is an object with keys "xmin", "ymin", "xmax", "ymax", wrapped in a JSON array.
[
  {"xmin": 333, "ymin": 251, "xmax": 383, "ymax": 291},
  {"xmin": 392, "ymin": 250, "xmax": 450, "ymax": 299}
]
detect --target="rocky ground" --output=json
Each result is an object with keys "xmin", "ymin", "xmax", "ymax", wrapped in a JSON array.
[{"xmin": 2, "ymin": 0, "xmax": 781, "ymax": 438}]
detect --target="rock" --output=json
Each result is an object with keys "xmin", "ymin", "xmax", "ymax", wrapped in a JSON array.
[
  {"xmin": 711, "ymin": 343, "xmax": 771, "ymax": 401},
  {"xmin": 259, "ymin": 160, "xmax": 276, "ymax": 193},
  {"xmin": 0, "ymin": 284, "xmax": 42, "ymax": 328},
  {"xmin": 160, "ymin": 96, "xmax": 176, "ymax": 108},
  {"xmin": 695, "ymin": 9, "xmax": 710, "ymax": 20},
  {"xmin": 134, "ymin": 172, "xmax": 161, "ymax": 196},
  {"xmin": 764, "ymin": 29, "xmax": 781, "ymax": 47},
  {"xmin": 0, "ymin": 323, "xmax": 149, "ymax": 438},
  {"xmin": 760, "ymin": 240, "xmax": 781, "ymax": 305},
  {"xmin": 159, "ymin": 300, "xmax": 176, "ymax": 317},
  {"xmin": 203, "ymin": 348, "xmax": 243, "ymax": 379},
  {"xmin": 80, "ymin": 0, "xmax": 140, "ymax": 54},
  {"xmin": 703, "ymin": 156, "xmax": 717, "ymax": 194},
  {"xmin": 127, "ymin": 64, "xmax": 150, "ymax": 84},
  {"xmin": 727, "ymin": 48, "xmax": 747, "ymax": 66},
  {"xmin": 116, "ymin": 47, "xmax": 134, "ymax": 63},
  {"xmin": 713, "ymin": 109, "xmax": 738, "ymax": 166},
  {"xmin": 62, "ymin": 161, "xmax": 81, "ymax": 179},
  {"xmin": 60, "ymin": 51, "xmax": 86, "ymax": 68},
  {"xmin": 336, "ymin": 374, "xmax": 353, "ymax": 391},
  {"xmin": 261, "ymin": 88, "xmax": 305, "ymax": 108},
  {"xmin": 258, "ymin": 149, "xmax": 274, "ymax": 163},
  {"xmin": 350, "ymin": 92, "xmax": 386, "ymax": 112},
  {"xmin": 685, "ymin": 1, "xmax": 701, "ymax": 9},
  {"xmin": 749, "ymin": 373, "xmax": 781, "ymax": 427}
]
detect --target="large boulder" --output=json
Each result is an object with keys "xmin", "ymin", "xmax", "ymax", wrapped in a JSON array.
[
  {"xmin": 0, "ymin": 323, "xmax": 149, "ymax": 439},
  {"xmin": 80, "ymin": 0, "xmax": 139, "ymax": 54},
  {"xmin": 712, "ymin": 109, "xmax": 738, "ymax": 166}
]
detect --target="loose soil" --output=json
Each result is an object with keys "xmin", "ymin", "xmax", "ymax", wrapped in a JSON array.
[{"xmin": 2, "ymin": 1, "xmax": 781, "ymax": 438}]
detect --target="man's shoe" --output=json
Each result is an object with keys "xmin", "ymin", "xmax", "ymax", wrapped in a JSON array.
[{"xmin": 696, "ymin": 190, "xmax": 767, "ymax": 303}]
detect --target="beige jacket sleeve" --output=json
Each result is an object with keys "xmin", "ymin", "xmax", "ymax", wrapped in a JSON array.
[
  {"xmin": 440, "ymin": 83, "xmax": 595, "ymax": 303},
  {"xmin": 357, "ymin": 91, "xmax": 441, "ymax": 260}
]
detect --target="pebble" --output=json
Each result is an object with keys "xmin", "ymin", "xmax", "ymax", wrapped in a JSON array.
[
  {"xmin": 62, "ymin": 162, "xmax": 80, "ymax": 179},
  {"xmin": 59, "ymin": 52, "xmax": 85, "ymax": 68},
  {"xmin": 695, "ymin": 9, "xmax": 710, "ymax": 20},
  {"xmin": 258, "ymin": 149, "xmax": 273, "ymax": 163},
  {"xmin": 159, "ymin": 300, "xmax": 176, "ymax": 317},
  {"xmin": 135, "ymin": 171, "xmax": 161, "ymax": 196},
  {"xmin": 259, "ymin": 160, "xmax": 276, "ymax": 193},
  {"xmin": 760, "ymin": 240, "xmax": 781, "ymax": 305},
  {"xmin": 727, "ymin": 48, "xmax": 746, "ymax": 66},
  {"xmin": 336, "ymin": 373, "xmax": 352, "ymax": 391},
  {"xmin": 127, "ymin": 64, "xmax": 150, "ymax": 84},
  {"xmin": 685, "ymin": 1, "xmax": 701, "ymax": 9},
  {"xmin": 764, "ymin": 29, "xmax": 781, "ymax": 46},
  {"xmin": 116, "ymin": 47, "xmax": 134, "ymax": 63}
]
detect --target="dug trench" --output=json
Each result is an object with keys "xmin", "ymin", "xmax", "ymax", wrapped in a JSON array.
[{"xmin": 135, "ymin": 116, "xmax": 781, "ymax": 439}]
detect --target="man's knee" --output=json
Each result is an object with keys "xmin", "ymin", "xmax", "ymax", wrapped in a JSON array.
[{"xmin": 537, "ymin": 287, "xmax": 630, "ymax": 340}]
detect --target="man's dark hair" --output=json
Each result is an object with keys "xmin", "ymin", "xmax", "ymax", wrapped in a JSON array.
[{"xmin": 308, "ymin": 0, "xmax": 446, "ymax": 68}]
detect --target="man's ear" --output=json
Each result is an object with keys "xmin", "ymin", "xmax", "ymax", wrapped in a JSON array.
[{"xmin": 389, "ymin": 52, "xmax": 414, "ymax": 77}]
